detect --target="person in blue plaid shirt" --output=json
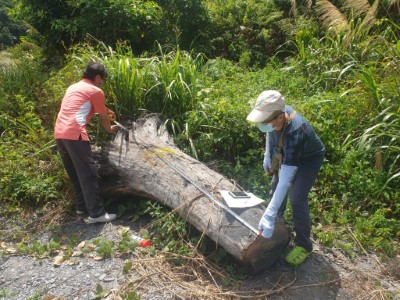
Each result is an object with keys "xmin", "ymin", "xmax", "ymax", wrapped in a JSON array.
[{"xmin": 247, "ymin": 90, "xmax": 325, "ymax": 267}]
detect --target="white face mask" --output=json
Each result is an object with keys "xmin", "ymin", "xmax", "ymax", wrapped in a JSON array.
[{"xmin": 257, "ymin": 123, "xmax": 274, "ymax": 133}]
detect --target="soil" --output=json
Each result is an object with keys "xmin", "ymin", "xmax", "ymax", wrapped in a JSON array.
[{"xmin": 0, "ymin": 210, "xmax": 399, "ymax": 300}]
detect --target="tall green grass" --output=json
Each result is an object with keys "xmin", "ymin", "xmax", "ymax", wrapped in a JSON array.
[
  {"xmin": 145, "ymin": 45, "xmax": 206, "ymax": 119},
  {"xmin": 351, "ymin": 37, "xmax": 400, "ymax": 196},
  {"xmin": 0, "ymin": 63, "xmax": 43, "ymax": 118},
  {"xmin": 106, "ymin": 56, "xmax": 147, "ymax": 118},
  {"xmin": 0, "ymin": 47, "xmax": 66, "ymax": 212},
  {"xmin": 68, "ymin": 42, "xmax": 206, "ymax": 122}
]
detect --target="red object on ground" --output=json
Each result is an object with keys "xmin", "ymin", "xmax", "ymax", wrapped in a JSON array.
[{"xmin": 132, "ymin": 235, "xmax": 151, "ymax": 248}]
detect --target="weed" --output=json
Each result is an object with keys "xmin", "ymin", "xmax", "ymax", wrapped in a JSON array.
[
  {"xmin": 145, "ymin": 201, "xmax": 193, "ymax": 258},
  {"xmin": 94, "ymin": 284, "xmax": 107, "ymax": 300},
  {"xmin": 117, "ymin": 231, "xmax": 138, "ymax": 254},
  {"xmin": 26, "ymin": 291, "xmax": 42, "ymax": 300},
  {"xmin": 93, "ymin": 239, "xmax": 114, "ymax": 258},
  {"xmin": 123, "ymin": 261, "xmax": 133, "ymax": 274},
  {"xmin": 0, "ymin": 288, "xmax": 10, "ymax": 298},
  {"xmin": 123, "ymin": 291, "xmax": 142, "ymax": 300}
]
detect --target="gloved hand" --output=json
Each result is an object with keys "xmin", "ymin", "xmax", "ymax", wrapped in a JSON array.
[
  {"xmin": 263, "ymin": 153, "xmax": 271, "ymax": 172},
  {"xmin": 263, "ymin": 135, "xmax": 272, "ymax": 172},
  {"xmin": 258, "ymin": 164, "xmax": 298, "ymax": 238},
  {"xmin": 258, "ymin": 213, "xmax": 274, "ymax": 238}
]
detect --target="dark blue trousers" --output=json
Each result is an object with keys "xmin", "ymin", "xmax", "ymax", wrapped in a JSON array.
[
  {"xmin": 56, "ymin": 139, "xmax": 105, "ymax": 218},
  {"xmin": 270, "ymin": 155, "xmax": 324, "ymax": 252}
]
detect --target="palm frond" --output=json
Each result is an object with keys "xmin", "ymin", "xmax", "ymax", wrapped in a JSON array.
[
  {"xmin": 315, "ymin": 0, "xmax": 350, "ymax": 32},
  {"xmin": 358, "ymin": 0, "xmax": 379, "ymax": 33},
  {"xmin": 386, "ymin": 0, "xmax": 400, "ymax": 13},
  {"xmin": 290, "ymin": 0, "xmax": 297, "ymax": 17},
  {"xmin": 290, "ymin": 0, "xmax": 314, "ymax": 17},
  {"xmin": 343, "ymin": 0, "xmax": 371, "ymax": 18}
]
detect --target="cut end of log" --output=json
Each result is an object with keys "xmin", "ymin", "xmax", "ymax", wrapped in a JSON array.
[{"xmin": 240, "ymin": 221, "xmax": 290, "ymax": 275}]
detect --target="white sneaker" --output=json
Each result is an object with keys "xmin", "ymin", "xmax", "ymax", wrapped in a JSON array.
[{"xmin": 85, "ymin": 213, "xmax": 117, "ymax": 224}]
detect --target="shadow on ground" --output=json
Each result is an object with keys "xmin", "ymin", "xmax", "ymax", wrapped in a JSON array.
[{"xmin": 239, "ymin": 250, "xmax": 353, "ymax": 299}]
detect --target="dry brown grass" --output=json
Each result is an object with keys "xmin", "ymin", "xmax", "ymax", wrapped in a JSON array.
[
  {"xmin": 113, "ymin": 248, "xmax": 300, "ymax": 300},
  {"xmin": 0, "ymin": 51, "xmax": 13, "ymax": 66}
]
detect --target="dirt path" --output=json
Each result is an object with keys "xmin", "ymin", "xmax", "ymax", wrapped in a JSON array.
[{"xmin": 0, "ymin": 214, "xmax": 399, "ymax": 300}]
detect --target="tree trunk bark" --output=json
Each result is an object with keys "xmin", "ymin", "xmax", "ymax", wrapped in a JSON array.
[{"xmin": 99, "ymin": 114, "xmax": 290, "ymax": 274}]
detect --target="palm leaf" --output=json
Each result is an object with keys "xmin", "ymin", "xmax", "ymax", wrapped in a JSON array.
[
  {"xmin": 315, "ymin": 0, "xmax": 350, "ymax": 32},
  {"xmin": 343, "ymin": 0, "xmax": 371, "ymax": 18},
  {"xmin": 386, "ymin": 0, "xmax": 400, "ymax": 14},
  {"xmin": 355, "ymin": 0, "xmax": 379, "ymax": 37}
]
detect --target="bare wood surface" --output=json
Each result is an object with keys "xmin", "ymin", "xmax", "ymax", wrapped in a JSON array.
[{"xmin": 99, "ymin": 114, "xmax": 290, "ymax": 274}]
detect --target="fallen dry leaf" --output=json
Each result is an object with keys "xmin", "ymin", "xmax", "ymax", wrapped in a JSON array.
[
  {"xmin": 86, "ymin": 244, "xmax": 96, "ymax": 251},
  {"xmin": 71, "ymin": 250, "xmax": 82, "ymax": 257},
  {"xmin": 118, "ymin": 226, "xmax": 130, "ymax": 235},
  {"xmin": 6, "ymin": 247, "xmax": 16, "ymax": 254},
  {"xmin": 64, "ymin": 258, "xmax": 79, "ymax": 266},
  {"xmin": 53, "ymin": 255, "xmax": 64, "ymax": 266}
]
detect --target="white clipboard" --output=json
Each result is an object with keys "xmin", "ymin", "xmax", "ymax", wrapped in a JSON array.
[{"xmin": 219, "ymin": 190, "xmax": 265, "ymax": 208}]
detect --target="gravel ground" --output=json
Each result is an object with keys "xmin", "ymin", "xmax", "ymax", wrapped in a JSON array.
[{"xmin": 0, "ymin": 214, "xmax": 399, "ymax": 300}]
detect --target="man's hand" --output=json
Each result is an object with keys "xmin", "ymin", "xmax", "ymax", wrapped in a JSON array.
[
  {"xmin": 99, "ymin": 112, "xmax": 118, "ymax": 134},
  {"xmin": 107, "ymin": 108, "xmax": 116, "ymax": 122},
  {"xmin": 110, "ymin": 125, "xmax": 119, "ymax": 133}
]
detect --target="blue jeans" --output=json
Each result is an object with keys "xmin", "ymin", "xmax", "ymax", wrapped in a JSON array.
[
  {"xmin": 269, "ymin": 155, "xmax": 324, "ymax": 252},
  {"xmin": 56, "ymin": 139, "xmax": 106, "ymax": 218}
]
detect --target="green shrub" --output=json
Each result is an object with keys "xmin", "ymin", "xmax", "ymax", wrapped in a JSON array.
[
  {"xmin": 0, "ymin": 59, "xmax": 45, "ymax": 119},
  {"xmin": 206, "ymin": 0, "xmax": 285, "ymax": 67},
  {"xmin": 354, "ymin": 209, "xmax": 399, "ymax": 256},
  {"xmin": 145, "ymin": 201, "xmax": 193, "ymax": 258},
  {"xmin": 154, "ymin": 0, "xmax": 211, "ymax": 54},
  {"xmin": 0, "ymin": 110, "xmax": 65, "ymax": 211},
  {"xmin": 0, "ymin": 90, "xmax": 65, "ymax": 212},
  {"xmin": 11, "ymin": 0, "xmax": 163, "ymax": 59}
]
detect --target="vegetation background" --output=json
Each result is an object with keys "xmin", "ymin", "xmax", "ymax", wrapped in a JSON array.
[{"xmin": 0, "ymin": 0, "xmax": 399, "ymax": 281}]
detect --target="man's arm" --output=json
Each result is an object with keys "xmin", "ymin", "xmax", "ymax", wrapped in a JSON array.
[{"xmin": 98, "ymin": 112, "xmax": 119, "ymax": 134}]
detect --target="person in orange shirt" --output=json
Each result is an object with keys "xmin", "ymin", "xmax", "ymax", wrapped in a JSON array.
[{"xmin": 55, "ymin": 62, "xmax": 119, "ymax": 223}]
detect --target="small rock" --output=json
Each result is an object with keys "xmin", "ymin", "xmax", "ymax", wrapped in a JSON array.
[
  {"xmin": 117, "ymin": 276, "xmax": 125, "ymax": 284},
  {"xmin": 48, "ymin": 278, "xmax": 55, "ymax": 284},
  {"xmin": 103, "ymin": 276, "xmax": 114, "ymax": 282}
]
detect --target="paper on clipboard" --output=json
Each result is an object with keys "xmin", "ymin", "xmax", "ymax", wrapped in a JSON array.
[{"xmin": 219, "ymin": 190, "xmax": 265, "ymax": 208}]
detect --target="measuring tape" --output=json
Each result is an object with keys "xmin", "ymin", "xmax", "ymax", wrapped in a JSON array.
[
  {"xmin": 158, "ymin": 155, "xmax": 259, "ymax": 235},
  {"xmin": 114, "ymin": 120, "xmax": 130, "ymax": 132}
]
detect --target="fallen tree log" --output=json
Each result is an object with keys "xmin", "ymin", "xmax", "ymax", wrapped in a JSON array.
[{"xmin": 99, "ymin": 114, "xmax": 290, "ymax": 274}]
